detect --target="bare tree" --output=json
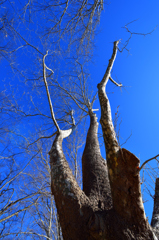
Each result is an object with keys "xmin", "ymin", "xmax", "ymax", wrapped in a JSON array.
[
  {"xmin": 1, "ymin": 1, "xmax": 159, "ymax": 239},
  {"xmin": 0, "ymin": 1, "xmax": 105, "ymax": 238}
]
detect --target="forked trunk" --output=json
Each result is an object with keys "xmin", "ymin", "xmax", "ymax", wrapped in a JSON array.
[{"xmin": 49, "ymin": 41, "xmax": 158, "ymax": 240}]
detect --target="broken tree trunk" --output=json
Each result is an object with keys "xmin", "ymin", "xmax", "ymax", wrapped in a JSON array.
[
  {"xmin": 48, "ymin": 41, "xmax": 158, "ymax": 240},
  {"xmin": 96, "ymin": 40, "xmax": 156, "ymax": 239}
]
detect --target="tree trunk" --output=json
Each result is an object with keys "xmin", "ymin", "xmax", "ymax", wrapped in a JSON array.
[
  {"xmin": 151, "ymin": 178, "xmax": 159, "ymax": 239},
  {"xmin": 82, "ymin": 113, "xmax": 112, "ymax": 210},
  {"xmin": 49, "ymin": 41, "xmax": 158, "ymax": 239}
]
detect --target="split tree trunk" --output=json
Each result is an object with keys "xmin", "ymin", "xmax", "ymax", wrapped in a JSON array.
[{"xmin": 49, "ymin": 41, "xmax": 159, "ymax": 240}]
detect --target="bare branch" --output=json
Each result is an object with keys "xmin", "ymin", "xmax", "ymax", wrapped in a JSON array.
[
  {"xmin": 98, "ymin": 40, "xmax": 120, "ymax": 88},
  {"xmin": 97, "ymin": 40, "xmax": 120, "ymax": 154},
  {"xmin": 136, "ymin": 154, "xmax": 159, "ymax": 174},
  {"xmin": 9, "ymin": 24, "xmax": 43, "ymax": 55},
  {"xmin": 70, "ymin": 109, "xmax": 75, "ymax": 126},
  {"xmin": 0, "ymin": 198, "xmax": 39, "ymax": 223},
  {"xmin": 124, "ymin": 19, "xmax": 157, "ymax": 36},
  {"xmin": 119, "ymin": 20, "xmax": 157, "ymax": 52},
  {"xmin": 109, "ymin": 76, "xmax": 122, "ymax": 87},
  {"xmin": 120, "ymin": 131, "xmax": 132, "ymax": 147},
  {"xmin": 0, "ymin": 191, "xmax": 39, "ymax": 216},
  {"xmin": 50, "ymin": 81, "xmax": 88, "ymax": 114},
  {"xmin": 43, "ymin": 51, "xmax": 60, "ymax": 132},
  {"xmin": 0, "ymin": 151, "xmax": 39, "ymax": 191},
  {"xmin": 27, "ymin": 132, "xmax": 58, "ymax": 147}
]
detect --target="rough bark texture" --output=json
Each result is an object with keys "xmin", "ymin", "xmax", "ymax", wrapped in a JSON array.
[
  {"xmin": 49, "ymin": 41, "xmax": 158, "ymax": 240},
  {"xmin": 95, "ymin": 41, "xmax": 156, "ymax": 239},
  {"xmin": 82, "ymin": 113, "xmax": 112, "ymax": 210},
  {"xmin": 49, "ymin": 117, "xmax": 112, "ymax": 240},
  {"xmin": 97, "ymin": 42, "xmax": 147, "ymax": 223},
  {"xmin": 49, "ymin": 132, "xmax": 93, "ymax": 240}
]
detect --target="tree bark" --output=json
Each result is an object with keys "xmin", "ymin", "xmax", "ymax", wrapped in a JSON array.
[
  {"xmin": 82, "ymin": 113, "xmax": 112, "ymax": 210},
  {"xmin": 49, "ymin": 41, "xmax": 158, "ymax": 240},
  {"xmin": 96, "ymin": 40, "xmax": 156, "ymax": 239},
  {"xmin": 151, "ymin": 178, "xmax": 159, "ymax": 239},
  {"xmin": 49, "ymin": 132, "xmax": 92, "ymax": 240}
]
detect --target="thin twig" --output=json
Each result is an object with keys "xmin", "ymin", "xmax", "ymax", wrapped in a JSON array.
[
  {"xmin": 119, "ymin": 20, "xmax": 157, "ymax": 52},
  {"xmin": 136, "ymin": 154, "xmax": 159, "ymax": 174},
  {"xmin": 0, "ymin": 151, "xmax": 39, "ymax": 191},
  {"xmin": 27, "ymin": 132, "xmax": 58, "ymax": 147},
  {"xmin": 9, "ymin": 25, "xmax": 43, "ymax": 55},
  {"xmin": 109, "ymin": 76, "xmax": 122, "ymax": 87}
]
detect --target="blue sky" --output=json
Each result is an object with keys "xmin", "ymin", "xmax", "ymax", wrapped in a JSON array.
[{"xmin": 92, "ymin": 0, "xmax": 159, "ymax": 220}]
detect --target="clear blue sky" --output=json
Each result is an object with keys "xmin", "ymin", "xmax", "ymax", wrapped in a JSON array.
[{"xmin": 92, "ymin": 0, "xmax": 159, "ymax": 220}]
